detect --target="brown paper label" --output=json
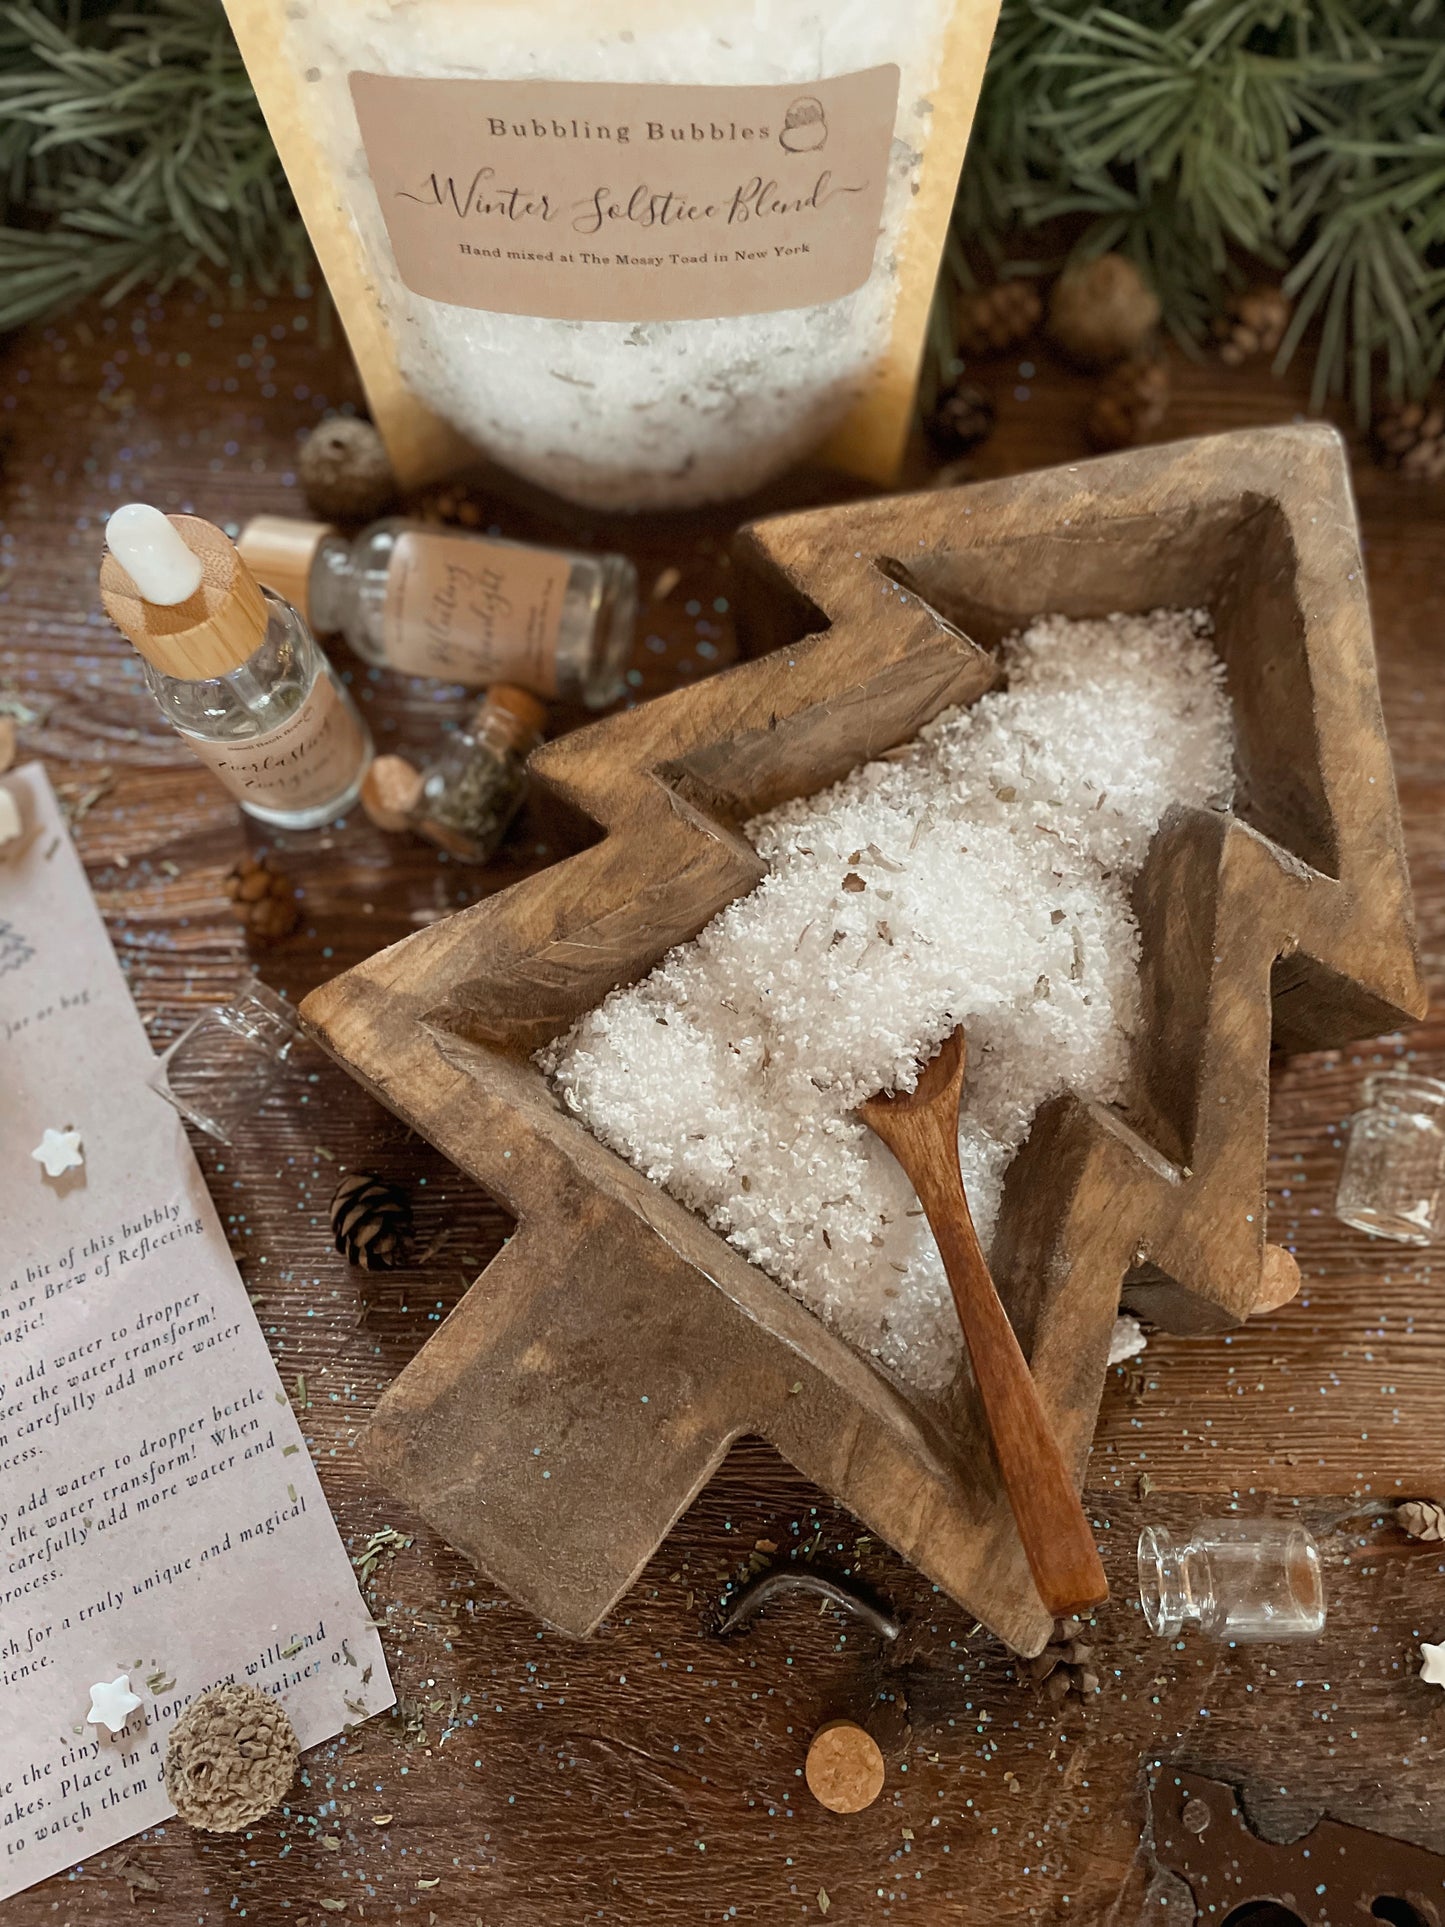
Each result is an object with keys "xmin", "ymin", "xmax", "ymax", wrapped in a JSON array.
[
  {"xmin": 383, "ymin": 530, "xmax": 570, "ymax": 689},
  {"xmin": 349, "ymin": 65, "xmax": 900, "ymax": 324},
  {"xmin": 182, "ymin": 673, "xmax": 367, "ymax": 812}
]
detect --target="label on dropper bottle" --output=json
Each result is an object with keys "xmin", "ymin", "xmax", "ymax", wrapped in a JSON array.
[
  {"xmin": 383, "ymin": 531, "xmax": 571, "ymax": 690},
  {"xmin": 181, "ymin": 674, "xmax": 368, "ymax": 813}
]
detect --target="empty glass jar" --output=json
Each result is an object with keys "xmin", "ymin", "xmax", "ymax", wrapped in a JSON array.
[
  {"xmin": 148, "ymin": 979, "xmax": 311, "ymax": 1143},
  {"xmin": 1138, "ymin": 1519, "xmax": 1325, "ymax": 1643},
  {"xmin": 1335, "ymin": 1069, "xmax": 1445, "ymax": 1245}
]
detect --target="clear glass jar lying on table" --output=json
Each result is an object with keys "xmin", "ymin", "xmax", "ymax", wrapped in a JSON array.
[
  {"xmin": 1138, "ymin": 1519, "xmax": 1325, "ymax": 1643},
  {"xmin": 1335, "ymin": 1068, "xmax": 1445, "ymax": 1245},
  {"xmin": 148, "ymin": 979, "xmax": 311, "ymax": 1144}
]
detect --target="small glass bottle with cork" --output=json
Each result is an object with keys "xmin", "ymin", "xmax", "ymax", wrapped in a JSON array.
[
  {"xmin": 238, "ymin": 514, "xmax": 636, "ymax": 708},
  {"xmin": 363, "ymin": 686, "xmax": 546, "ymax": 864},
  {"xmin": 100, "ymin": 505, "xmax": 372, "ymax": 830}
]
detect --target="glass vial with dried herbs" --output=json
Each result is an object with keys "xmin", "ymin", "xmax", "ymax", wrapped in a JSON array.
[
  {"xmin": 240, "ymin": 514, "xmax": 636, "ymax": 707},
  {"xmin": 402, "ymin": 685, "xmax": 546, "ymax": 863},
  {"xmin": 100, "ymin": 505, "xmax": 372, "ymax": 831}
]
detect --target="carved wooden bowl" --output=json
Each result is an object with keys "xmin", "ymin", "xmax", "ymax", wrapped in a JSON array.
[{"xmin": 302, "ymin": 427, "xmax": 1423, "ymax": 1654}]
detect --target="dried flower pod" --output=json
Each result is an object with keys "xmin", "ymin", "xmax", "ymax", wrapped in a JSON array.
[
  {"xmin": 224, "ymin": 852, "xmax": 299, "ymax": 944},
  {"xmin": 1397, "ymin": 1498, "xmax": 1445, "ymax": 1541},
  {"xmin": 954, "ymin": 279, "xmax": 1042, "ymax": 356},
  {"xmin": 1371, "ymin": 398, "xmax": 1445, "ymax": 481},
  {"xmin": 925, "ymin": 379, "xmax": 996, "ymax": 460},
  {"xmin": 164, "ymin": 1683, "xmax": 298, "ymax": 1832},
  {"xmin": 1084, "ymin": 356, "xmax": 1171, "ymax": 452},
  {"xmin": 330, "ymin": 1170, "xmax": 412, "ymax": 1269},
  {"xmin": 298, "ymin": 416, "xmax": 396, "ymax": 522},
  {"xmin": 1212, "ymin": 285, "xmax": 1292, "ymax": 366},
  {"xmin": 1031, "ymin": 1617, "xmax": 1103, "ymax": 1702},
  {"xmin": 1048, "ymin": 254, "xmax": 1161, "ymax": 371}
]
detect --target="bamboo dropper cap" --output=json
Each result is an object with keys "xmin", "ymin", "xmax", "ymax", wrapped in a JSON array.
[
  {"xmin": 237, "ymin": 514, "xmax": 335, "ymax": 624},
  {"xmin": 100, "ymin": 510, "xmax": 269, "ymax": 679}
]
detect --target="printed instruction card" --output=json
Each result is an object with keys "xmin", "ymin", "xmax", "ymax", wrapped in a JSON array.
[{"xmin": 0, "ymin": 765, "xmax": 392, "ymax": 1899}]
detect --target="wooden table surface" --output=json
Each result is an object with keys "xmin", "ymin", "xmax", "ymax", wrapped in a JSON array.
[{"xmin": 2, "ymin": 290, "xmax": 1443, "ymax": 1926}]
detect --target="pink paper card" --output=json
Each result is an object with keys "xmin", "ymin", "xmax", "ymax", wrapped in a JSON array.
[{"xmin": 0, "ymin": 765, "xmax": 392, "ymax": 1899}]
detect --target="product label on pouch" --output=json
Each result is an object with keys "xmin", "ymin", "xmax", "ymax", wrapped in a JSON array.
[
  {"xmin": 383, "ymin": 530, "xmax": 570, "ymax": 688},
  {"xmin": 349, "ymin": 65, "xmax": 900, "ymax": 323},
  {"xmin": 182, "ymin": 674, "xmax": 367, "ymax": 812}
]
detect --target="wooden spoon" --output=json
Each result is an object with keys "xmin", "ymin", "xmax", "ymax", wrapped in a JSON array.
[{"xmin": 860, "ymin": 1026, "xmax": 1108, "ymax": 1618}]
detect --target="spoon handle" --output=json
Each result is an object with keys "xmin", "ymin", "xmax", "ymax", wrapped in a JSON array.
[{"xmin": 883, "ymin": 1110, "xmax": 1108, "ymax": 1619}]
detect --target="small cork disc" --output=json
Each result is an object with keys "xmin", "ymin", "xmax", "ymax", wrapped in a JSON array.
[
  {"xmin": 362, "ymin": 754, "xmax": 425, "ymax": 833},
  {"xmin": 1253, "ymin": 1242, "xmax": 1302, "ymax": 1314},
  {"xmin": 805, "ymin": 1719, "xmax": 885, "ymax": 1813}
]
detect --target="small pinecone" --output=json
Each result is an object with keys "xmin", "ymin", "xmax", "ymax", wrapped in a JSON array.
[
  {"xmin": 955, "ymin": 279, "xmax": 1042, "ymax": 356},
  {"xmin": 224, "ymin": 852, "xmax": 299, "ymax": 944},
  {"xmin": 925, "ymin": 379, "xmax": 996, "ymax": 460},
  {"xmin": 1049, "ymin": 254, "xmax": 1161, "ymax": 370},
  {"xmin": 1085, "ymin": 356, "xmax": 1171, "ymax": 452},
  {"xmin": 329, "ymin": 1171, "xmax": 412, "ymax": 1269},
  {"xmin": 298, "ymin": 416, "xmax": 396, "ymax": 521},
  {"xmin": 1372, "ymin": 398, "xmax": 1445, "ymax": 481},
  {"xmin": 1212, "ymin": 284, "xmax": 1291, "ymax": 366},
  {"xmin": 1029, "ymin": 1618, "xmax": 1102, "ymax": 1702},
  {"xmin": 1396, "ymin": 1499, "xmax": 1445, "ymax": 1541},
  {"xmin": 164, "ymin": 1683, "xmax": 298, "ymax": 1832}
]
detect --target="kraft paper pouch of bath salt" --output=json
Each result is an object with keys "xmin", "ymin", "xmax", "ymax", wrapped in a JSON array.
[{"xmin": 224, "ymin": 0, "xmax": 1001, "ymax": 509}]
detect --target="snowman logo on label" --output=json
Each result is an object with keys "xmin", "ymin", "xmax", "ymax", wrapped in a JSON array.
[{"xmin": 779, "ymin": 97, "xmax": 828, "ymax": 153}]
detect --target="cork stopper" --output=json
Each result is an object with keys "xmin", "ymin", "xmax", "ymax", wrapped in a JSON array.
[
  {"xmin": 237, "ymin": 514, "xmax": 335, "ymax": 624},
  {"xmin": 100, "ymin": 511, "xmax": 269, "ymax": 679},
  {"xmin": 804, "ymin": 1720, "xmax": 885, "ymax": 1813},
  {"xmin": 361, "ymin": 754, "xmax": 425, "ymax": 833},
  {"xmin": 480, "ymin": 685, "xmax": 549, "ymax": 741}
]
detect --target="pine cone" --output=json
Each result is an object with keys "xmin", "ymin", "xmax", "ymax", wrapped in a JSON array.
[
  {"xmin": 1212, "ymin": 285, "xmax": 1291, "ymax": 366},
  {"xmin": 1084, "ymin": 356, "xmax": 1171, "ymax": 452},
  {"xmin": 1372, "ymin": 398, "xmax": 1445, "ymax": 481},
  {"xmin": 1396, "ymin": 1499, "xmax": 1445, "ymax": 1541},
  {"xmin": 1049, "ymin": 254, "xmax": 1161, "ymax": 371},
  {"xmin": 330, "ymin": 1171, "xmax": 412, "ymax": 1269},
  {"xmin": 298, "ymin": 416, "xmax": 396, "ymax": 521},
  {"xmin": 955, "ymin": 279, "xmax": 1042, "ymax": 356},
  {"xmin": 164, "ymin": 1683, "xmax": 298, "ymax": 1832},
  {"xmin": 224, "ymin": 852, "xmax": 299, "ymax": 944},
  {"xmin": 1029, "ymin": 1618, "xmax": 1102, "ymax": 1702},
  {"xmin": 925, "ymin": 380, "xmax": 996, "ymax": 460}
]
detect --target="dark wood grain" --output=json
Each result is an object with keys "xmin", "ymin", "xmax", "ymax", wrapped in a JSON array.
[
  {"xmin": 862, "ymin": 1029, "xmax": 1110, "ymax": 1618},
  {"xmin": 1, "ymin": 289, "xmax": 1443, "ymax": 1925}
]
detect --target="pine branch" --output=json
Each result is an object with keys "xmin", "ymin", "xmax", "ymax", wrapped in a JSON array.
[
  {"xmin": 939, "ymin": 0, "xmax": 1445, "ymax": 421},
  {"xmin": 1, "ymin": 0, "xmax": 1442, "ymax": 429},
  {"xmin": 0, "ymin": 0, "xmax": 307, "ymax": 330}
]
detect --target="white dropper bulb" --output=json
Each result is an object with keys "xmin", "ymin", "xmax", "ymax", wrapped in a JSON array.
[{"xmin": 105, "ymin": 503, "xmax": 205, "ymax": 607}]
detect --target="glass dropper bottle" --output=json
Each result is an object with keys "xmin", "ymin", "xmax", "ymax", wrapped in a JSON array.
[
  {"xmin": 239, "ymin": 514, "xmax": 636, "ymax": 708},
  {"xmin": 100, "ymin": 505, "xmax": 372, "ymax": 830}
]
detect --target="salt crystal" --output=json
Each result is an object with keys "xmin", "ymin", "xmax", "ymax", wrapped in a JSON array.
[{"xmin": 540, "ymin": 609, "xmax": 1234, "ymax": 1394}]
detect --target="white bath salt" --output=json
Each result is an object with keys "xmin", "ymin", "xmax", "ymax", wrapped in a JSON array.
[
  {"xmin": 283, "ymin": 0, "xmax": 957, "ymax": 509},
  {"xmin": 540, "ymin": 610, "xmax": 1235, "ymax": 1394},
  {"xmin": 1108, "ymin": 1313, "xmax": 1149, "ymax": 1367}
]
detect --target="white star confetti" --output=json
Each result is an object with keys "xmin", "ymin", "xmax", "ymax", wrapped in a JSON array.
[
  {"xmin": 31, "ymin": 1126, "xmax": 84, "ymax": 1179},
  {"xmin": 1419, "ymin": 1641, "xmax": 1445, "ymax": 1688},
  {"xmin": 86, "ymin": 1674, "xmax": 142, "ymax": 1733}
]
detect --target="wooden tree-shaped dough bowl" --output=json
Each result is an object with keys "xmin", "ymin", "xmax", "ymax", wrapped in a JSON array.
[{"xmin": 302, "ymin": 427, "xmax": 1423, "ymax": 1656}]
